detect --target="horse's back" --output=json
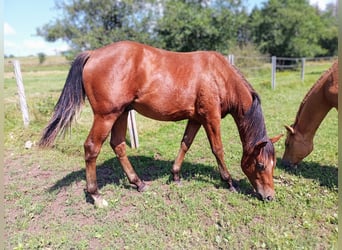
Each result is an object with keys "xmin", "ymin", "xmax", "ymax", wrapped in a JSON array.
[{"xmin": 81, "ymin": 41, "xmax": 252, "ymax": 121}]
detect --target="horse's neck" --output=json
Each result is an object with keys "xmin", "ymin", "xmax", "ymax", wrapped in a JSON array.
[
  {"xmin": 294, "ymin": 81, "xmax": 333, "ymax": 141},
  {"xmin": 235, "ymin": 117, "xmax": 259, "ymax": 151},
  {"xmin": 231, "ymin": 93, "xmax": 267, "ymax": 151},
  {"xmin": 223, "ymin": 66, "xmax": 268, "ymax": 150}
]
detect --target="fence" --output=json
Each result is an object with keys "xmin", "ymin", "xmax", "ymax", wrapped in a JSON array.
[{"xmin": 227, "ymin": 55, "xmax": 336, "ymax": 89}]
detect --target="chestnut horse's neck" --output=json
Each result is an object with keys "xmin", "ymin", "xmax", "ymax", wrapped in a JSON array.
[
  {"xmin": 292, "ymin": 62, "xmax": 338, "ymax": 141},
  {"xmin": 233, "ymin": 93, "xmax": 268, "ymax": 151},
  {"xmin": 227, "ymin": 67, "xmax": 268, "ymax": 151}
]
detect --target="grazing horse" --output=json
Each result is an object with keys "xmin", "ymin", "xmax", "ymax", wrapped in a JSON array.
[
  {"xmin": 282, "ymin": 60, "xmax": 338, "ymax": 168},
  {"xmin": 39, "ymin": 41, "xmax": 281, "ymax": 206}
]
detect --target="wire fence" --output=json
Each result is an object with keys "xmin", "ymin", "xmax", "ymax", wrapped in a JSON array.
[{"xmin": 227, "ymin": 55, "xmax": 337, "ymax": 89}]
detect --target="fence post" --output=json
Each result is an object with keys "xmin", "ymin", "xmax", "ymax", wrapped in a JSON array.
[
  {"xmin": 301, "ymin": 58, "xmax": 306, "ymax": 82},
  {"xmin": 228, "ymin": 54, "xmax": 235, "ymax": 65},
  {"xmin": 12, "ymin": 60, "xmax": 30, "ymax": 127},
  {"xmin": 128, "ymin": 110, "xmax": 139, "ymax": 148},
  {"xmin": 271, "ymin": 56, "xmax": 276, "ymax": 89}
]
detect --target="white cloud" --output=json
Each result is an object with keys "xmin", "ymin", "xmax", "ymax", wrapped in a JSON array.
[
  {"xmin": 22, "ymin": 38, "xmax": 70, "ymax": 56},
  {"xmin": 4, "ymin": 20, "xmax": 70, "ymax": 57},
  {"xmin": 23, "ymin": 39, "xmax": 47, "ymax": 50},
  {"xmin": 4, "ymin": 40, "xmax": 17, "ymax": 48},
  {"xmin": 309, "ymin": 0, "xmax": 334, "ymax": 9},
  {"xmin": 4, "ymin": 22, "xmax": 16, "ymax": 36},
  {"xmin": 5, "ymin": 37, "xmax": 70, "ymax": 57}
]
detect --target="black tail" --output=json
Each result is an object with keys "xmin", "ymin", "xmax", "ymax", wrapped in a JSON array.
[{"xmin": 39, "ymin": 52, "xmax": 90, "ymax": 147}]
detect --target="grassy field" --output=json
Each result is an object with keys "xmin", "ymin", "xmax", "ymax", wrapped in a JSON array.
[{"xmin": 4, "ymin": 56, "xmax": 337, "ymax": 249}]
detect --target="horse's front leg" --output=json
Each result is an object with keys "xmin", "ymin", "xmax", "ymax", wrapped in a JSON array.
[
  {"xmin": 203, "ymin": 118, "xmax": 236, "ymax": 192},
  {"xmin": 84, "ymin": 114, "xmax": 117, "ymax": 208},
  {"xmin": 171, "ymin": 120, "xmax": 201, "ymax": 182},
  {"xmin": 110, "ymin": 112, "xmax": 146, "ymax": 192}
]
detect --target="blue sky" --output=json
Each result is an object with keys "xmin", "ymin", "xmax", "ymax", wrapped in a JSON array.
[
  {"xmin": 4, "ymin": 0, "xmax": 68, "ymax": 56},
  {"xmin": 4, "ymin": 0, "xmax": 335, "ymax": 57}
]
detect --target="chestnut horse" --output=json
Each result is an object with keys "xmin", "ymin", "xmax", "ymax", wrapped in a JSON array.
[
  {"xmin": 282, "ymin": 60, "xmax": 338, "ymax": 168},
  {"xmin": 39, "ymin": 41, "xmax": 281, "ymax": 206}
]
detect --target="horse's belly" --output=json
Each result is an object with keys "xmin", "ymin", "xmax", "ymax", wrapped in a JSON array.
[{"xmin": 132, "ymin": 102, "xmax": 194, "ymax": 121}]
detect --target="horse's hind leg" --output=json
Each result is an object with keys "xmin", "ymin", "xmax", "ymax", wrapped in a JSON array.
[
  {"xmin": 110, "ymin": 111, "xmax": 146, "ymax": 192},
  {"xmin": 84, "ymin": 113, "xmax": 116, "ymax": 207},
  {"xmin": 171, "ymin": 120, "xmax": 201, "ymax": 182}
]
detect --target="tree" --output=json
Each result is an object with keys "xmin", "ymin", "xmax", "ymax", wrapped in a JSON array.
[
  {"xmin": 37, "ymin": 0, "xmax": 337, "ymax": 58},
  {"xmin": 37, "ymin": 52, "xmax": 46, "ymax": 64},
  {"xmin": 317, "ymin": 4, "xmax": 338, "ymax": 56},
  {"xmin": 37, "ymin": 0, "xmax": 161, "ymax": 55},
  {"xmin": 155, "ymin": 0, "xmax": 248, "ymax": 53},
  {"xmin": 37, "ymin": 0, "xmax": 248, "ymax": 55},
  {"xmin": 248, "ymin": 0, "xmax": 335, "ymax": 57},
  {"xmin": 155, "ymin": 1, "xmax": 218, "ymax": 52}
]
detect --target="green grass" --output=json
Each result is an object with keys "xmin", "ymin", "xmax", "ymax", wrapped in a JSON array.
[{"xmin": 4, "ymin": 56, "xmax": 337, "ymax": 249}]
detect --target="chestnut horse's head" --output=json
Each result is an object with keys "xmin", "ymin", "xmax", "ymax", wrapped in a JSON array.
[
  {"xmin": 235, "ymin": 92, "xmax": 282, "ymax": 201},
  {"xmin": 241, "ymin": 135, "xmax": 282, "ymax": 201},
  {"xmin": 281, "ymin": 125, "xmax": 313, "ymax": 168}
]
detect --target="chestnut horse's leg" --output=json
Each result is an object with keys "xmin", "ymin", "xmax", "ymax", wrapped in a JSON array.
[
  {"xmin": 202, "ymin": 117, "xmax": 236, "ymax": 192},
  {"xmin": 84, "ymin": 113, "xmax": 117, "ymax": 207},
  {"xmin": 110, "ymin": 112, "xmax": 146, "ymax": 192},
  {"xmin": 171, "ymin": 120, "xmax": 201, "ymax": 182}
]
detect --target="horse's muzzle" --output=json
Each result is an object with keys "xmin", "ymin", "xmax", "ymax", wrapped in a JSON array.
[
  {"xmin": 258, "ymin": 194, "xmax": 274, "ymax": 202},
  {"xmin": 255, "ymin": 190, "xmax": 274, "ymax": 202}
]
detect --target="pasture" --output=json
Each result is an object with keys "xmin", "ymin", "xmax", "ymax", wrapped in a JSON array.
[{"xmin": 4, "ymin": 56, "xmax": 337, "ymax": 249}]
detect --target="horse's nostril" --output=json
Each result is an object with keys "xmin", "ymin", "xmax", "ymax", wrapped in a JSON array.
[{"xmin": 265, "ymin": 196, "xmax": 273, "ymax": 202}]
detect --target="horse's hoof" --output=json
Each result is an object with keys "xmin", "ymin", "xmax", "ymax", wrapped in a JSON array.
[
  {"xmin": 92, "ymin": 195, "xmax": 108, "ymax": 208},
  {"xmin": 137, "ymin": 182, "xmax": 148, "ymax": 192},
  {"xmin": 229, "ymin": 186, "xmax": 237, "ymax": 193},
  {"xmin": 174, "ymin": 180, "xmax": 182, "ymax": 187}
]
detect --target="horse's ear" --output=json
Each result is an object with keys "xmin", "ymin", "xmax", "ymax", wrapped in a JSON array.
[
  {"xmin": 253, "ymin": 140, "xmax": 268, "ymax": 156},
  {"xmin": 284, "ymin": 125, "xmax": 295, "ymax": 135},
  {"xmin": 270, "ymin": 134, "xmax": 283, "ymax": 144}
]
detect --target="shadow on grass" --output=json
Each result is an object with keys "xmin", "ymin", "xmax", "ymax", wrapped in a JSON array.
[
  {"xmin": 276, "ymin": 157, "xmax": 338, "ymax": 189},
  {"xmin": 49, "ymin": 155, "xmax": 256, "ymax": 200}
]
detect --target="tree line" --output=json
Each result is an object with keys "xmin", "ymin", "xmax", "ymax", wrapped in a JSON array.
[{"xmin": 37, "ymin": 0, "xmax": 338, "ymax": 58}]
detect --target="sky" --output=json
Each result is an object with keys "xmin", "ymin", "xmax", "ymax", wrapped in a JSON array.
[{"xmin": 4, "ymin": 0, "xmax": 336, "ymax": 57}]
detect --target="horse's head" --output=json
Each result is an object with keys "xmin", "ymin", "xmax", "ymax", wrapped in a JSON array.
[
  {"xmin": 241, "ymin": 135, "xmax": 282, "ymax": 201},
  {"xmin": 281, "ymin": 125, "xmax": 313, "ymax": 168}
]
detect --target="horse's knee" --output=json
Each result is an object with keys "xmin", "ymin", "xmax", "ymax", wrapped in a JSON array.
[
  {"xmin": 84, "ymin": 140, "xmax": 100, "ymax": 161},
  {"xmin": 113, "ymin": 142, "xmax": 126, "ymax": 158}
]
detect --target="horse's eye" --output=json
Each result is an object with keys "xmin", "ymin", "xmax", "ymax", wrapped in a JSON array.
[{"xmin": 256, "ymin": 162, "xmax": 265, "ymax": 170}]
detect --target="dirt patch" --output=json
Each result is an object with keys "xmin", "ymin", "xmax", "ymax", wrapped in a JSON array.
[{"xmin": 4, "ymin": 149, "xmax": 97, "ymax": 245}]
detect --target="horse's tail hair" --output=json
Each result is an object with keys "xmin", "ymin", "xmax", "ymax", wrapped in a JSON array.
[{"xmin": 39, "ymin": 52, "xmax": 90, "ymax": 148}]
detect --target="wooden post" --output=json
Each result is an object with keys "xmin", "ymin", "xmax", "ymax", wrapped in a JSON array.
[
  {"xmin": 12, "ymin": 60, "xmax": 30, "ymax": 127},
  {"xmin": 271, "ymin": 56, "xmax": 276, "ymax": 90},
  {"xmin": 228, "ymin": 54, "xmax": 235, "ymax": 65},
  {"xmin": 128, "ymin": 110, "xmax": 139, "ymax": 148},
  {"xmin": 301, "ymin": 58, "xmax": 306, "ymax": 82}
]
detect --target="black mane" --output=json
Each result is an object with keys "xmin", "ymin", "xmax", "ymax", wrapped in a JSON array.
[{"xmin": 240, "ymin": 92, "xmax": 268, "ymax": 148}]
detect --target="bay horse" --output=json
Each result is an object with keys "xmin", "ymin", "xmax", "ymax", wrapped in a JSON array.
[
  {"xmin": 282, "ymin": 60, "xmax": 338, "ymax": 168},
  {"xmin": 39, "ymin": 41, "xmax": 281, "ymax": 207}
]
